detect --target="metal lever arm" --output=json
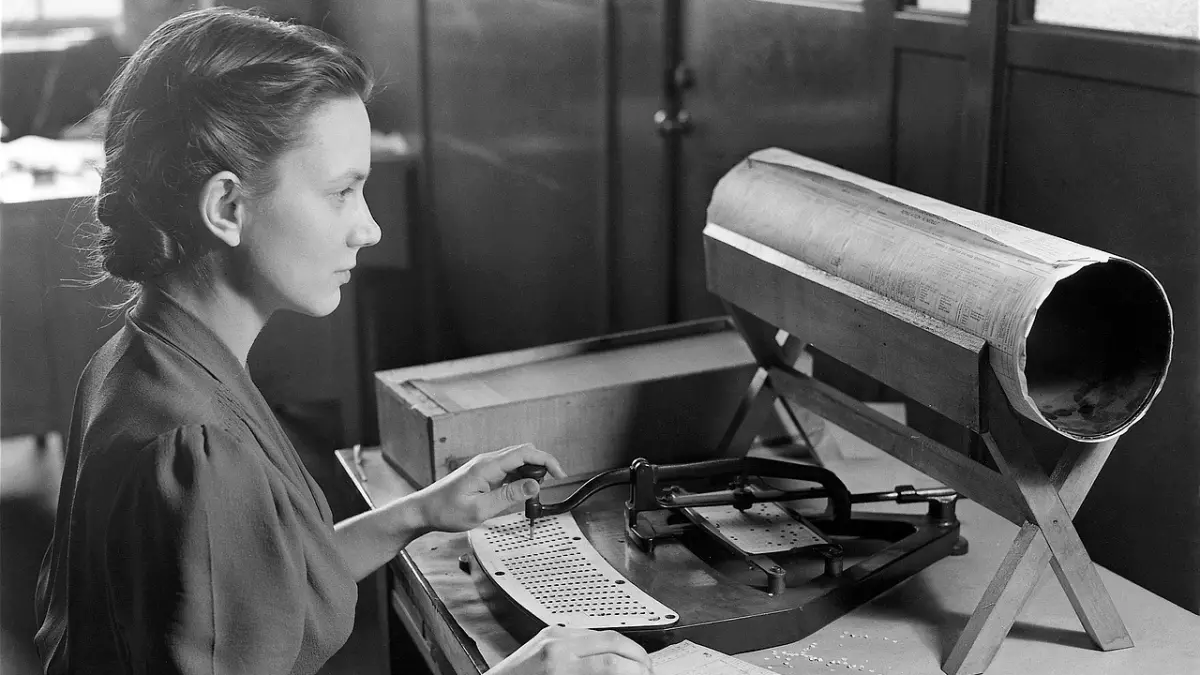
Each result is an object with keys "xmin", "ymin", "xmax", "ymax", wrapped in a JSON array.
[
  {"xmin": 526, "ymin": 465, "xmax": 632, "ymax": 519},
  {"xmin": 631, "ymin": 456, "xmax": 853, "ymax": 525},
  {"xmin": 532, "ymin": 456, "xmax": 854, "ymax": 525}
]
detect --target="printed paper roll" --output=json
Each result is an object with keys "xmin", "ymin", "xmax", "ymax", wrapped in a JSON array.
[{"xmin": 708, "ymin": 148, "xmax": 1173, "ymax": 441}]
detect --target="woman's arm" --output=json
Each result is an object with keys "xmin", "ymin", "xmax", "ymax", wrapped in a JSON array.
[
  {"xmin": 335, "ymin": 445, "xmax": 654, "ymax": 674},
  {"xmin": 332, "ymin": 490, "xmax": 430, "ymax": 581},
  {"xmin": 333, "ymin": 443, "xmax": 566, "ymax": 581}
]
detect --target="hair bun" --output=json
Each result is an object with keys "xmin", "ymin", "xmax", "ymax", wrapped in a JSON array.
[{"xmin": 96, "ymin": 191, "xmax": 181, "ymax": 282}]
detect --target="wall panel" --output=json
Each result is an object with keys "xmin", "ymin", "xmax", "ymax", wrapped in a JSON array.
[
  {"xmin": 425, "ymin": 1, "xmax": 607, "ymax": 355},
  {"xmin": 894, "ymin": 51, "xmax": 967, "ymax": 204},
  {"xmin": 325, "ymin": 0, "xmax": 422, "ymax": 135},
  {"xmin": 1001, "ymin": 67, "xmax": 1200, "ymax": 610}
]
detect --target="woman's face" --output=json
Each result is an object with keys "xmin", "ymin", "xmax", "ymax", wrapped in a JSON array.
[{"xmin": 238, "ymin": 96, "xmax": 380, "ymax": 317}]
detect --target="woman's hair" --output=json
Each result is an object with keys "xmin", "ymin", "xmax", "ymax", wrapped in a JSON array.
[{"xmin": 88, "ymin": 7, "xmax": 372, "ymax": 296}]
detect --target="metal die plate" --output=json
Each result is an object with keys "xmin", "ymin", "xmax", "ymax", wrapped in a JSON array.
[
  {"xmin": 681, "ymin": 502, "xmax": 829, "ymax": 555},
  {"xmin": 468, "ymin": 513, "xmax": 679, "ymax": 630}
]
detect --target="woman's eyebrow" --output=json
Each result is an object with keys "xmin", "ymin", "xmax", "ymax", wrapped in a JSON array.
[{"xmin": 328, "ymin": 168, "xmax": 371, "ymax": 184}]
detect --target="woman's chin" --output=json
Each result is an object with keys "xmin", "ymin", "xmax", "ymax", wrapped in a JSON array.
[{"xmin": 293, "ymin": 290, "xmax": 342, "ymax": 318}]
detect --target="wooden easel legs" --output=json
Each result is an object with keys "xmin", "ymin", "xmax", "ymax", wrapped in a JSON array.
[
  {"xmin": 717, "ymin": 366, "xmax": 778, "ymax": 457},
  {"xmin": 719, "ymin": 305, "xmax": 1132, "ymax": 675},
  {"xmin": 943, "ymin": 375, "xmax": 1132, "ymax": 675},
  {"xmin": 717, "ymin": 304, "xmax": 811, "ymax": 458}
]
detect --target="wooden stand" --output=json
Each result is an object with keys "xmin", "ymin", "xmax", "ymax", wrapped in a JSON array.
[{"xmin": 706, "ymin": 229, "xmax": 1133, "ymax": 675}]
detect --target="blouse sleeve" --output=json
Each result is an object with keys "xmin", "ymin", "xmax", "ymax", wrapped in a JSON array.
[{"xmin": 104, "ymin": 424, "xmax": 351, "ymax": 675}]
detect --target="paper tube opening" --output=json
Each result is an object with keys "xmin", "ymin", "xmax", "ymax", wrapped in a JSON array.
[{"xmin": 1025, "ymin": 259, "xmax": 1172, "ymax": 440}]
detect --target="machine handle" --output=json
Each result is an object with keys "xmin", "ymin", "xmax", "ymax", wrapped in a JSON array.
[
  {"xmin": 514, "ymin": 463, "xmax": 549, "ymax": 482},
  {"xmin": 533, "ymin": 456, "xmax": 853, "ymax": 525},
  {"xmin": 527, "ymin": 465, "xmax": 632, "ymax": 519}
]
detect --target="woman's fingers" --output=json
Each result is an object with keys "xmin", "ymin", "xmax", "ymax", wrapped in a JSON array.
[
  {"xmin": 580, "ymin": 653, "xmax": 650, "ymax": 675},
  {"xmin": 485, "ymin": 443, "xmax": 568, "ymax": 480},
  {"xmin": 574, "ymin": 630, "xmax": 653, "ymax": 671},
  {"xmin": 498, "ymin": 625, "xmax": 654, "ymax": 675}
]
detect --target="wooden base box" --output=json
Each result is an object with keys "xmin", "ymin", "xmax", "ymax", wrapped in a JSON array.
[{"xmin": 374, "ymin": 318, "xmax": 759, "ymax": 486}]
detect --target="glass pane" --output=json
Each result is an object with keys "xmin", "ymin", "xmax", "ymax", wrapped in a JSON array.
[
  {"xmin": 1034, "ymin": 0, "xmax": 1199, "ymax": 40},
  {"xmin": 41, "ymin": 0, "xmax": 122, "ymax": 20},
  {"xmin": 914, "ymin": 0, "xmax": 970, "ymax": 13},
  {"xmin": 2, "ymin": 0, "xmax": 41, "ymax": 22},
  {"xmin": 752, "ymin": 0, "xmax": 863, "ymax": 6}
]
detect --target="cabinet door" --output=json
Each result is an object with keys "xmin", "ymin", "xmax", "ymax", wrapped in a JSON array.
[
  {"xmin": 679, "ymin": 0, "xmax": 893, "ymax": 319},
  {"xmin": 425, "ymin": 0, "xmax": 611, "ymax": 354}
]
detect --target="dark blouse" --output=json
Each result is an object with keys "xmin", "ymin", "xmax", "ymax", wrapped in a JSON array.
[{"xmin": 34, "ymin": 289, "xmax": 357, "ymax": 674}]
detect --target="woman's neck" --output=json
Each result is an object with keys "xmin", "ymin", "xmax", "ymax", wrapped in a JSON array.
[{"xmin": 154, "ymin": 277, "xmax": 271, "ymax": 366}]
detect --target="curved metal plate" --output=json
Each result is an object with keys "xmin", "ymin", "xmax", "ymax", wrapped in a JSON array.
[{"xmin": 468, "ymin": 513, "xmax": 679, "ymax": 630}]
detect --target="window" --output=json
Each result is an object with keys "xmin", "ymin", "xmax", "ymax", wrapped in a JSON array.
[
  {"xmin": 2, "ymin": 0, "xmax": 122, "ymax": 29},
  {"xmin": 750, "ymin": 0, "xmax": 864, "ymax": 7},
  {"xmin": 906, "ymin": 1, "xmax": 1199, "ymax": 39},
  {"xmin": 1032, "ymin": 0, "xmax": 1199, "ymax": 40},
  {"xmin": 912, "ymin": 0, "xmax": 970, "ymax": 13}
]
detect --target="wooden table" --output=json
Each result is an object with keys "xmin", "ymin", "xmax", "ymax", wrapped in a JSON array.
[{"xmin": 336, "ymin": 446, "xmax": 1199, "ymax": 675}]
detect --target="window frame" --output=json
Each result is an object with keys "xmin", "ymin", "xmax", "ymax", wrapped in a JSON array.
[
  {"xmin": 2, "ymin": 0, "xmax": 121, "ymax": 36},
  {"xmin": 1018, "ymin": 0, "xmax": 1198, "ymax": 42}
]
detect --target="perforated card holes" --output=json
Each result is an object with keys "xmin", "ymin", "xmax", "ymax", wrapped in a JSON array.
[
  {"xmin": 684, "ymin": 503, "xmax": 828, "ymax": 555},
  {"xmin": 481, "ymin": 517, "xmax": 567, "ymax": 553},
  {"xmin": 469, "ymin": 513, "xmax": 679, "ymax": 630}
]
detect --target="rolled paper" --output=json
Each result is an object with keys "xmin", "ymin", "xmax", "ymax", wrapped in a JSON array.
[{"xmin": 707, "ymin": 148, "xmax": 1172, "ymax": 441}]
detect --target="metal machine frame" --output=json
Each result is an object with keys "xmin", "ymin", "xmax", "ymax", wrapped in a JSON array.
[{"xmin": 470, "ymin": 455, "xmax": 966, "ymax": 654}]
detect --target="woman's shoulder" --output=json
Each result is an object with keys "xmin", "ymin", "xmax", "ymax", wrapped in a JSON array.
[
  {"xmin": 78, "ymin": 322, "xmax": 233, "ymax": 454},
  {"xmin": 107, "ymin": 423, "xmax": 342, "ymax": 574},
  {"xmin": 118, "ymin": 423, "xmax": 269, "ymax": 492},
  {"xmin": 66, "ymin": 422, "xmax": 271, "ymax": 544}
]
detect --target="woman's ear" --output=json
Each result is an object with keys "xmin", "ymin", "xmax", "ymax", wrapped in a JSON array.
[{"xmin": 198, "ymin": 171, "xmax": 246, "ymax": 247}]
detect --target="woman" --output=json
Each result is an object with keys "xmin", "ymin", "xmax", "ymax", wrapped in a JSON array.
[{"xmin": 34, "ymin": 8, "xmax": 652, "ymax": 675}]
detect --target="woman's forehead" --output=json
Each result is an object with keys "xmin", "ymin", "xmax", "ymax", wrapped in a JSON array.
[{"xmin": 278, "ymin": 97, "xmax": 372, "ymax": 183}]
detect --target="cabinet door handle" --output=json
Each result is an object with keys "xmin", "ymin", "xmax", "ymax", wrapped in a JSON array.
[{"xmin": 654, "ymin": 109, "xmax": 692, "ymax": 137}]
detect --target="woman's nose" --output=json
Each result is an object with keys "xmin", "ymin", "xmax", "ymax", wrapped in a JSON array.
[{"xmin": 351, "ymin": 203, "xmax": 382, "ymax": 249}]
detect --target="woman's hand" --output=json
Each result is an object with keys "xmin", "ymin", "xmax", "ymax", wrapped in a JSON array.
[
  {"xmin": 491, "ymin": 626, "xmax": 653, "ymax": 675},
  {"xmin": 413, "ymin": 443, "xmax": 567, "ymax": 533}
]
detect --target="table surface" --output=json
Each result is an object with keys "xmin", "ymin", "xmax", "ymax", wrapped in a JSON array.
[{"xmin": 337, "ymin": 447, "xmax": 1199, "ymax": 675}]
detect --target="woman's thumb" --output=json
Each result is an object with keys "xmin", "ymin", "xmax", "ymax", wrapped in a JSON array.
[
  {"xmin": 481, "ymin": 479, "xmax": 540, "ymax": 518},
  {"xmin": 518, "ymin": 479, "xmax": 540, "ymax": 498}
]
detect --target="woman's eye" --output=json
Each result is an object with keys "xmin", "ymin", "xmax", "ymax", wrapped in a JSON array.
[{"xmin": 338, "ymin": 187, "xmax": 356, "ymax": 199}]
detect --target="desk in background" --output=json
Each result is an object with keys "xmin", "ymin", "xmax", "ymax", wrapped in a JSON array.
[
  {"xmin": 1, "ymin": 171, "xmax": 106, "ymax": 438},
  {"xmin": 336, "ymin": 446, "xmax": 1199, "ymax": 675}
]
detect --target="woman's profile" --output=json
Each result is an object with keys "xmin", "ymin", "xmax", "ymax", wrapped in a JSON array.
[{"xmin": 34, "ymin": 8, "xmax": 652, "ymax": 675}]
